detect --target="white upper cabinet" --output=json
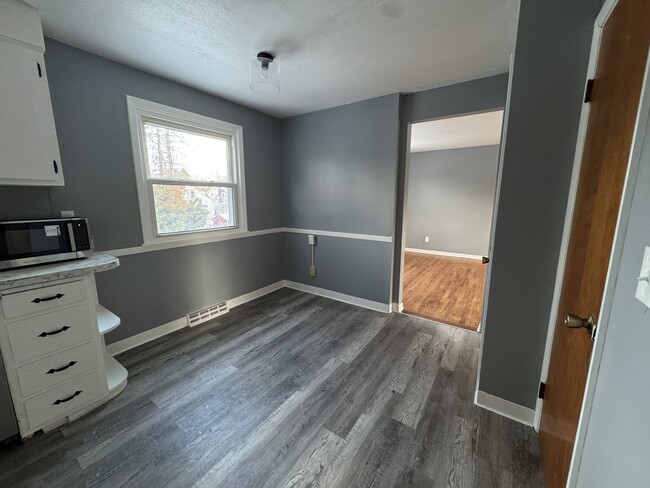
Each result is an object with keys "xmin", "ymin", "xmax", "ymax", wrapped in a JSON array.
[{"xmin": 0, "ymin": 0, "xmax": 64, "ymax": 186}]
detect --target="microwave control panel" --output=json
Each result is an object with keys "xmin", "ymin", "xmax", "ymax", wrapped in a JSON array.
[{"xmin": 71, "ymin": 220, "xmax": 92, "ymax": 251}]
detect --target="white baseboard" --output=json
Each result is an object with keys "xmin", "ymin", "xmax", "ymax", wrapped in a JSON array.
[
  {"xmin": 533, "ymin": 397, "xmax": 543, "ymax": 432},
  {"xmin": 106, "ymin": 280, "xmax": 285, "ymax": 356},
  {"xmin": 474, "ymin": 390, "xmax": 535, "ymax": 427},
  {"xmin": 226, "ymin": 281, "xmax": 285, "ymax": 309},
  {"xmin": 106, "ymin": 317, "xmax": 188, "ymax": 356},
  {"xmin": 405, "ymin": 248, "xmax": 483, "ymax": 260},
  {"xmin": 283, "ymin": 280, "xmax": 391, "ymax": 313}
]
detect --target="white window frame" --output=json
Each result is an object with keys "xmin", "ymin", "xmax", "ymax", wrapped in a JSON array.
[{"xmin": 126, "ymin": 96, "xmax": 247, "ymax": 248}]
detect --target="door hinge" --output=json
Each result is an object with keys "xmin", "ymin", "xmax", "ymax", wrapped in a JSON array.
[
  {"xmin": 37, "ymin": 62, "xmax": 43, "ymax": 78},
  {"xmin": 538, "ymin": 381, "xmax": 546, "ymax": 399},
  {"xmin": 584, "ymin": 78, "xmax": 595, "ymax": 103}
]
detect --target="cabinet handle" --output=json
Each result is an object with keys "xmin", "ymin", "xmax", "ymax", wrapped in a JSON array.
[
  {"xmin": 32, "ymin": 293, "xmax": 65, "ymax": 303},
  {"xmin": 46, "ymin": 361, "xmax": 77, "ymax": 375},
  {"xmin": 37, "ymin": 325, "xmax": 70, "ymax": 337},
  {"xmin": 37, "ymin": 62, "xmax": 42, "ymax": 78},
  {"xmin": 53, "ymin": 160, "xmax": 59, "ymax": 174},
  {"xmin": 52, "ymin": 390, "xmax": 82, "ymax": 405}
]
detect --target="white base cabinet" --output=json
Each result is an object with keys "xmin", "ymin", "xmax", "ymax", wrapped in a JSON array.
[{"xmin": 0, "ymin": 255, "xmax": 126, "ymax": 438}]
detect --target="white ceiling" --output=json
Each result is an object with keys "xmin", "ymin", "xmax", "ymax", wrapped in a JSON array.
[
  {"xmin": 28, "ymin": 0, "xmax": 520, "ymax": 118},
  {"xmin": 410, "ymin": 110, "xmax": 504, "ymax": 152}
]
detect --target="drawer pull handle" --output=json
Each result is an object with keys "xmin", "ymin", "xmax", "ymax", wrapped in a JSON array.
[
  {"xmin": 52, "ymin": 390, "xmax": 82, "ymax": 405},
  {"xmin": 32, "ymin": 293, "xmax": 65, "ymax": 304},
  {"xmin": 38, "ymin": 326, "xmax": 70, "ymax": 337},
  {"xmin": 46, "ymin": 361, "xmax": 77, "ymax": 375}
]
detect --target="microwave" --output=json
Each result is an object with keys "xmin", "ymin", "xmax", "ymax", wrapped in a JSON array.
[{"xmin": 0, "ymin": 218, "xmax": 93, "ymax": 271}]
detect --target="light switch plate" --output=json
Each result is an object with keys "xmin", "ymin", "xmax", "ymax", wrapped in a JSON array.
[{"xmin": 635, "ymin": 246, "xmax": 650, "ymax": 308}]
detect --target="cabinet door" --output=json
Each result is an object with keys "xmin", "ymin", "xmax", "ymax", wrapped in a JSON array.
[{"xmin": 0, "ymin": 41, "xmax": 63, "ymax": 186}]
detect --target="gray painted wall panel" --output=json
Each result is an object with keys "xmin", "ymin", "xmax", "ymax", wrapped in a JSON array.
[
  {"xmin": 100, "ymin": 233, "xmax": 283, "ymax": 343},
  {"xmin": 281, "ymin": 94, "xmax": 400, "ymax": 236},
  {"xmin": 406, "ymin": 146, "xmax": 499, "ymax": 256},
  {"xmin": 479, "ymin": 0, "xmax": 602, "ymax": 408},
  {"xmin": 280, "ymin": 95, "xmax": 400, "ymax": 306},
  {"xmin": 282, "ymin": 233, "xmax": 392, "ymax": 304},
  {"xmin": 403, "ymin": 75, "xmax": 510, "ymax": 124},
  {"xmin": 0, "ymin": 187, "xmax": 53, "ymax": 221}
]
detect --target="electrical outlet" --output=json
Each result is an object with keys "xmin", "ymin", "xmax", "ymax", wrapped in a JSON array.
[
  {"xmin": 309, "ymin": 266, "xmax": 317, "ymax": 277},
  {"xmin": 635, "ymin": 246, "xmax": 650, "ymax": 308},
  {"xmin": 424, "ymin": 236, "xmax": 430, "ymax": 243}
]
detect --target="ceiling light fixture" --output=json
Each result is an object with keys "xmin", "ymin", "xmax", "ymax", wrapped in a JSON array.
[{"xmin": 250, "ymin": 51, "xmax": 279, "ymax": 94}]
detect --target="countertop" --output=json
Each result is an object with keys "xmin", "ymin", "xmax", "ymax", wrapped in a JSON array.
[{"xmin": 0, "ymin": 253, "xmax": 119, "ymax": 289}]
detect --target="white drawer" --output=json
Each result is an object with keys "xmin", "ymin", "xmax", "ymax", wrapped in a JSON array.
[
  {"xmin": 16, "ymin": 342, "xmax": 99, "ymax": 398},
  {"xmin": 7, "ymin": 304, "xmax": 93, "ymax": 364},
  {"xmin": 1, "ymin": 279, "xmax": 87, "ymax": 320},
  {"xmin": 24, "ymin": 370, "xmax": 104, "ymax": 429}
]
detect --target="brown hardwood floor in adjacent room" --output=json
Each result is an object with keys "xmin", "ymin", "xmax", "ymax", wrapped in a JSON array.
[
  {"xmin": 403, "ymin": 252, "xmax": 487, "ymax": 330},
  {"xmin": 0, "ymin": 289, "xmax": 542, "ymax": 487}
]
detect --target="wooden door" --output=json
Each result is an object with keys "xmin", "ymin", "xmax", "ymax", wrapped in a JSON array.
[{"xmin": 539, "ymin": 1, "xmax": 650, "ymax": 487}]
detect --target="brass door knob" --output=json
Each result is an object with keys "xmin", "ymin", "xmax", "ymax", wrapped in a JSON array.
[{"xmin": 564, "ymin": 313, "xmax": 596, "ymax": 336}]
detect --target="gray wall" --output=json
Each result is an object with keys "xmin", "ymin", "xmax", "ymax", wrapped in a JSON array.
[
  {"xmin": 0, "ymin": 39, "xmax": 285, "ymax": 343},
  {"xmin": 401, "ymin": 75, "xmax": 510, "ymax": 124},
  {"xmin": 0, "ymin": 187, "xmax": 53, "ymax": 221},
  {"xmin": 283, "ymin": 234, "xmax": 392, "ymax": 304},
  {"xmin": 405, "ymin": 146, "xmax": 499, "ymax": 256},
  {"xmin": 99, "ymin": 235, "xmax": 283, "ymax": 343},
  {"xmin": 282, "ymin": 94, "xmax": 399, "ymax": 236},
  {"xmin": 575, "ymin": 97, "xmax": 650, "ymax": 488},
  {"xmin": 478, "ymin": 0, "xmax": 602, "ymax": 408},
  {"xmin": 281, "ymin": 95, "xmax": 400, "ymax": 304},
  {"xmin": 393, "ymin": 74, "xmax": 509, "ymax": 303}
]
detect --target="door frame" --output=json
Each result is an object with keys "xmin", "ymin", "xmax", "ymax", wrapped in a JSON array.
[
  {"xmin": 534, "ymin": 0, "xmax": 650, "ymax": 485},
  {"xmin": 394, "ymin": 106, "xmax": 507, "ymax": 322}
]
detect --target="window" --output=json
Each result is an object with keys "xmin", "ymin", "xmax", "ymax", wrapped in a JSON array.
[{"xmin": 127, "ymin": 97, "xmax": 246, "ymax": 245}]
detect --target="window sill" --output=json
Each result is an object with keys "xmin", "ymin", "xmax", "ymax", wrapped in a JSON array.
[{"xmin": 104, "ymin": 227, "xmax": 282, "ymax": 257}]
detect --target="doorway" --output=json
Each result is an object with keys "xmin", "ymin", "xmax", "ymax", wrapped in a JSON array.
[{"xmin": 400, "ymin": 111, "xmax": 503, "ymax": 330}]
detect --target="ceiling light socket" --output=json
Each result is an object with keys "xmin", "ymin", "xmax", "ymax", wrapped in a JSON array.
[{"xmin": 257, "ymin": 51, "xmax": 274, "ymax": 69}]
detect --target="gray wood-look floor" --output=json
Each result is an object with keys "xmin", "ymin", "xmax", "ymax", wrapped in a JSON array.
[{"xmin": 0, "ymin": 289, "xmax": 545, "ymax": 488}]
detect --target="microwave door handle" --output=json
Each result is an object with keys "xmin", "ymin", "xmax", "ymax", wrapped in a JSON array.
[{"xmin": 66, "ymin": 223, "xmax": 77, "ymax": 252}]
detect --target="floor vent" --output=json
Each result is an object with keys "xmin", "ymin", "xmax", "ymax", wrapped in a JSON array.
[{"xmin": 187, "ymin": 301, "xmax": 228, "ymax": 327}]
